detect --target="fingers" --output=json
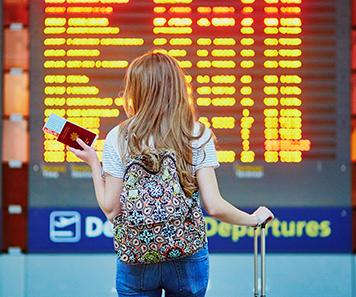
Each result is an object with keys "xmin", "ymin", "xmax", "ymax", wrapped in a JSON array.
[
  {"xmin": 76, "ymin": 137, "xmax": 89, "ymax": 150},
  {"xmin": 253, "ymin": 206, "xmax": 275, "ymax": 226},
  {"xmin": 68, "ymin": 146, "xmax": 82, "ymax": 155}
]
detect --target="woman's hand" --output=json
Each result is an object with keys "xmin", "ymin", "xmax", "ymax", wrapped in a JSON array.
[
  {"xmin": 68, "ymin": 138, "xmax": 99, "ymax": 168},
  {"xmin": 253, "ymin": 206, "xmax": 275, "ymax": 226}
]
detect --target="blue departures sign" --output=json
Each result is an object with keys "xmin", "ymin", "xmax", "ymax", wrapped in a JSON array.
[{"xmin": 28, "ymin": 207, "xmax": 351, "ymax": 253}]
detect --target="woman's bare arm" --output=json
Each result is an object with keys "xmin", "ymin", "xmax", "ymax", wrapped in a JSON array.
[
  {"xmin": 92, "ymin": 159, "xmax": 123, "ymax": 222},
  {"xmin": 69, "ymin": 138, "xmax": 122, "ymax": 222},
  {"xmin": 196, "ymin": 167, "xmax": 259, "ymax": 226}
]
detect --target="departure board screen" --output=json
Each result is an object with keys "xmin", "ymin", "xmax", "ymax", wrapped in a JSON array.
[{"xmin": 29, "ymin": 0, "xmax": 350, "ymax": 207}]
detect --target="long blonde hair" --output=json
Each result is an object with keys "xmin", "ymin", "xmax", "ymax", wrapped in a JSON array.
[{"xmin": 118, "ymin": 50, "xmax": 211, "ymax": 197}]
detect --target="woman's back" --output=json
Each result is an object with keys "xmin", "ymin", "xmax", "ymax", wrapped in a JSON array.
[
  {"xmin": 101, "ymin": 120, "xmax": 218, "ymax": 296},
  {"xmin": 68, "ymin": 51, "xmax": 274, "ymax": 297},
  {"xmin": 102, "ymin": 121, "xmax": 220, "ymax": 180}
]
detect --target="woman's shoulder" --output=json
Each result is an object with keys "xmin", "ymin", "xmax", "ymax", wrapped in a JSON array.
[
  {"xmin": 104, "ymin": 123, "xmax": 127, "ymax": 153},
  {"xmin": 105, "ymin": 124, "xmax": 120, "ymax": 143},
  {"xmin": 192, "ymin": 121, "xmax": 213, "ymax": 144},
  {"xmin": 106, "ymin": 119, "xmax": 131, "ymax": 141}
]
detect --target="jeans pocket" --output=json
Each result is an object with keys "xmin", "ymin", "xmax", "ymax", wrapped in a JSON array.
[
  {"xmin": 116, "ymin": 260, "xmax": 145, "ymax": 294},
  {"xmin": 174, "ymin": 253, "xmax": 209, "ymax": 295}
]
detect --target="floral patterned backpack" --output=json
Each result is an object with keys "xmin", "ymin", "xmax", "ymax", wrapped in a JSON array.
[{"xmin": 112, "ymin": 149, "xmax": 207, "ymax": 264}]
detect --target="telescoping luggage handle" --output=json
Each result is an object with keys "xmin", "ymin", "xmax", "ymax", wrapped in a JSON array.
[{"xmin": 253, "ymin": 218, "xmax": 272, "ymax": 297}]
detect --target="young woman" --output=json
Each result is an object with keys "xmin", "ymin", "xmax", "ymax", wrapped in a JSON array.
[{"xmin": 70, "ymin": 51, "xmax": 274, "ymax": 297}]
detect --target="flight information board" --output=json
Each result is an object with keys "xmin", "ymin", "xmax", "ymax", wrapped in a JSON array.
[{"xmin": 29, "ymin": 0, "xmax": 350, "ymax": 208}]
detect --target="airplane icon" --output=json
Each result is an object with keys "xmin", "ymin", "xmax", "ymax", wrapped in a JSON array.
[{"xmin": 49, "ymin": 211, "xmax": 81, "ymax": 243}]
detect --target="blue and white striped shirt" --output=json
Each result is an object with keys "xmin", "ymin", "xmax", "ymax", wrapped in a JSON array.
[{"xmin": 102, "ymin": 122, "xmax": 220, "ymax": 178}]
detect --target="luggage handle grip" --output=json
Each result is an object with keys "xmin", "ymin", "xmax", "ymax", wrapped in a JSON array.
[
  {"xmin": 256, "ymin": 216, "xmax": 273, "ymax": 228},
  {"xmin": 253, "ymin": 218, "xmax": 272, "ymax": 297}
]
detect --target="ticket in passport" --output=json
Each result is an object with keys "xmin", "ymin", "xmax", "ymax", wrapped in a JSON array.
[{"xmin": 43, "ymin": 114, "xmax": 98, "ymax": 150}]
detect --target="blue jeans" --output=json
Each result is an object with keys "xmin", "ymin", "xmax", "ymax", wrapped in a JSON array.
[{"xmin": 116, "ymin": 245, "xmax": 209, "ymax": 297}]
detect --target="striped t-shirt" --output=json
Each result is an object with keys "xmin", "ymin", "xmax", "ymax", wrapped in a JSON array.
[{"xmin": 102, "ymin": 122, "xmax": 220, "ymax": 178}]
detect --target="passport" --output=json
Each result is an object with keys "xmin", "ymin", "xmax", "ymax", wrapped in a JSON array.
[{"xmin": 43, "ymin": 114, "xmax": 98, "ymax": 150}]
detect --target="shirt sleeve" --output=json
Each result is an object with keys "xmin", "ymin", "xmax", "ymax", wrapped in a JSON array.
[
  {"xmin": 193, "ymin": 127, "xmax": 220, "ymax": 172},
  {"xmin": 102, "ymin": 130, "xmax": 125, "ymax": 178}
]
